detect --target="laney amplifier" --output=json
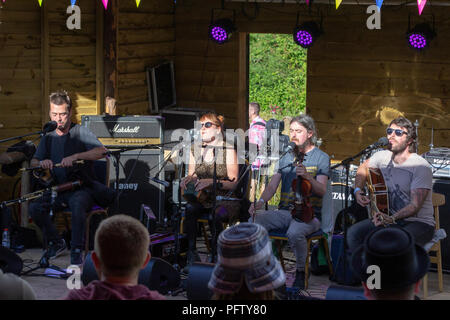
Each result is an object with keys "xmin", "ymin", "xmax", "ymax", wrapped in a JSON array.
[{"xmin": 81, "ymin": 115, "xmax": 164, "ymax": 147}]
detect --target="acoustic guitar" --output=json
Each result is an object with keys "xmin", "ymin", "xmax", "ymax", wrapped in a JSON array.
[
  {"xmin": 366, "ymin": 167, "xmax": 394, "ymax": 226},
  {"xmin": 181, "ymin": 181, "xmax": 208, "ymax": 204}
]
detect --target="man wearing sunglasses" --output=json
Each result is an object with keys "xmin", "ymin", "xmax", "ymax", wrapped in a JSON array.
[{"xmin": 347, "ymin": 117, "xmax": 435, "ymax": 255}]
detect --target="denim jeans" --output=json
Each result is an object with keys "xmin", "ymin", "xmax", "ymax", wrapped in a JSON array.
[
  {"xmin": 29, "ymin": 188, "xmax": 94, "ymax": 249},
  {"xmin": 250, "ymin": 209, "xmax": 321, "ymax": 272},
  {"xmin": 346, "ymin": 218, "xmax": 435, "ymax": 253}
]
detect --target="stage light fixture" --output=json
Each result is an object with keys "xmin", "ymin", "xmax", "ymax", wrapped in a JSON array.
[
  {"xmin": 406, "ymin": 22, "xmax": 435, "ymax": 50},
  {"xmin": 293, "ymin": 21, "xmax": 322, "ymax": 49},
  {"xmin": 208, "ymin": 18, "xmax": 235, "ymax": 44}
]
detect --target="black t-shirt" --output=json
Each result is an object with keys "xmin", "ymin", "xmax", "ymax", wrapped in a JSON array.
[{"xmin": 33, "ymin": 123, "xmax": 103, "ymax": 184}]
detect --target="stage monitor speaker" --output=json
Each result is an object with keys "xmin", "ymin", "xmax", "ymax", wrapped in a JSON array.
[
  {"xmin": 432, "ymin": 178, "xmax": 450, "ymax": 272},
  {"xmin": 186, "ymin": 262, "xmax": 215, "ymax": 300},
  {"xmin": 147, "ymin": 61, "xmax": 176, "ymax": 113},
  {"xmin": 0, "ymin": 247, "xmax": 23, "ymax": 275},
  {"xmin": 108, "ymin": 149, "xmax": 165, "ymax": 225},
  {"xmin": 81, "ymin": 253, "xmax": 180, "ymax": 295}
]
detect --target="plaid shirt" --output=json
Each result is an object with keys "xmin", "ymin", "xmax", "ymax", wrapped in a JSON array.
[{"xmin": 249, "ymin": 116, "xmax": 266, "ymax": 169}]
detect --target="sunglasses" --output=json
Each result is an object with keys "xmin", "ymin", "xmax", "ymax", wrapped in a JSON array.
[
  {"xmin": 200, "ymin": 122, "xmax": 215, "ymax": 128},
  {"xmin": 386, "ymin": 128, "xmax": 408, "ymax": 137}
]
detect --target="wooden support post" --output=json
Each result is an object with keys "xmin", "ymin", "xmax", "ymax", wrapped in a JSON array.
[
  {"xmin": 238, "ymin": 33, "xmax": 249, "ymax": 131},
  {"xmin": 104, "ymin": 0, "xmax": 119, "ymax": 107},
  {"xmin": 96, "ymin": 0, "xmax": 105, "ymax": 115},
  {"xmin": 41, "ymin": 1, "xmax": 50, "ymax": 125}
]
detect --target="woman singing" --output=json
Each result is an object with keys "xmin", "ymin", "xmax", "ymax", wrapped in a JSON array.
[{"xmin": 180, "ymin": 112, "xmax": 240, "ymax": 270}]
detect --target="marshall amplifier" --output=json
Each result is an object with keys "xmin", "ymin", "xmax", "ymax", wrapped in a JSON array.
[
  {"xmin": 81, "ymin": 115, "xmax": 164, "ymax": 148},
  {"xmin": 423, "ymin": 148, "xmax": 450, "ymax": 179}
]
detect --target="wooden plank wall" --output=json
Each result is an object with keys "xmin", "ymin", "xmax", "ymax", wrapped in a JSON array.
[
  {"xmin": 117, "ymin": 0, "xmax": 175, "ymax": 115},
  {"xmin": 175, "ymin": 1, "xmax": 241, "ymax": 129},
  {"xmin": 47, "ymin": 0, "xmax": 97, "ymax": 123},
  {"xmin": 0, "ymin": 1, "xmax": 43, "ymax": 203},
  {"xmin": 176, "ymin": 0, "xmax": 450, "ymax": 160},
  {"xmin": 307, "ymin": 5, "xmax": 450, "ymax": 159}
]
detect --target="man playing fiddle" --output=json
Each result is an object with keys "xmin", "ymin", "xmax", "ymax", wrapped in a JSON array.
[{"xmin": 249, "ymin": 115, "xmax": 330, "ymax": 289}]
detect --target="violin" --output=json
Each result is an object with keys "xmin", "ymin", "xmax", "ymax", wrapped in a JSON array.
[{"xmin": 291, "ymin": 152, "xmax": 314, "ymax": 223}]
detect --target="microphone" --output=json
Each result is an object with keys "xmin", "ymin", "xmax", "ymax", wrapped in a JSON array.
[
  {"xmin": 279, "ymin": 141, "xmax": 297, "ymax": 159},
  {"xmin": 151, "ymin": 177, "xmax": 170, "ymax": 188},
  {"xmin": 42, "ymin": 121, "xmax": 58, "ymax": 134},
  {"xmin": 367, "ymin": 137, "xmax": 389, "ymax": 150}
]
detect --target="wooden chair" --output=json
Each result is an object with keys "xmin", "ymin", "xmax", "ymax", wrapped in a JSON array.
[
  {"xmin": 269, "ymin": 228, "xmax": 333, "ymax": 289},
  {"xmin": 55, "ymin": 157, "xmax": 110, "ymax": 258},
  {"xmin": 422, "ymin": 192, "xmax": 446, "ymax": 299}
]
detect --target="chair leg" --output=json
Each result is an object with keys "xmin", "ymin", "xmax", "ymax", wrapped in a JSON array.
[
  {"xmin": 85, "ymin": 213, "xmax": 93, "ymax": 259},
  {"xmin": 423, "ymin": 273, "xmax": 428, "ymax": 300},
  {"xmin": 201, "ymin": 221, "xmax": 211, "ymax": 253},
  {"xmin": 322, "ymin": 237, "xmax": 334, "ymax": 276},
  {"xmin": 276, "ymin": 240, "xmax": 286, "ymax": 272},
  {"xmin": 305, "ymin": 239, "xmax": 312, "ymax": 290},
  {"xmin": 437, "ymin": 243, "xmax": 444, "ymax": 292}
]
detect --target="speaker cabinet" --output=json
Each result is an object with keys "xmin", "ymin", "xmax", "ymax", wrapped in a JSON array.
[
  {"xmin": 81, "ymin": 253, "xmax": 180, "ymax": 295},
  {"xmin": 433, "ymin": 179, "xmax": 450, "ymax": 272},
  {"xmin": 186, "ymin": 262, "xmax": 215, "ymax": 300},
  {"xmin": 108, "ymin": 149, "xmax": 165, "ymax": 224}
]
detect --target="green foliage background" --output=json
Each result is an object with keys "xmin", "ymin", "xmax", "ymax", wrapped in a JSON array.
[{"xmin": 249, "ymin": 33, "xmax": 308, "ymax": 120}]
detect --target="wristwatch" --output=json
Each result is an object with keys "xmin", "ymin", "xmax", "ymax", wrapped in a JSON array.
[{"xmin": 257, "ymin": 198, "xmax": 265, "ymax": 204}]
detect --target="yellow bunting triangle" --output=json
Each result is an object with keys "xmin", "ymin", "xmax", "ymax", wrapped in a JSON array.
[
  {"xmin": 136, "ymin": 0, "xmax": 141, "ymax": 8},
  {"xmin": 38, "ymin": 0, "xmax": 43, "ymax": 6},
  {"xmin": 336, "ymin": 0, "xmax": 343, "ymax": 9}
]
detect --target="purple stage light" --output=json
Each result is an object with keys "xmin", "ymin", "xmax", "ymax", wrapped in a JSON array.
[
  {"xmin": 208, "ymin": 19, "xmax": 235, "ymax": 44},
  {"xmin": 293, "ymin": 21, "xmax": 321, "ymax": 49},
  {"xmin": 408, "ymin": 33, "xmax": 427, "ymax": 49},
  {"xmin": 295, "ymin": 30, "xmax": 314, "ymax": 47},
  {"xmin": 406, "ymin": 23, "xmax": 435, "ymax": 50}
]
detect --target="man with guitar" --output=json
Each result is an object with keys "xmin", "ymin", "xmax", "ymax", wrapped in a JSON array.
[
  {"xmin": 347, "ymin": 116, "xmax": 435, "ymax": 255},
  {"xmin": 28, "ymin": 90, "xmax": 109, "ymax": 265},
  {"xmin": 249, "ymin": 115, "xmax": 330, "ymax": 289}
]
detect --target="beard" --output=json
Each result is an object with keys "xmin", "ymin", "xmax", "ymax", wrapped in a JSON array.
[{"xmin": 388, "ymin": 140, "xmax": 408, "ymax": 154}]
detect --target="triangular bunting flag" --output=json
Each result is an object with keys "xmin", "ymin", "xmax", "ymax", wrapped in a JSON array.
[
  {"xmin": 102, "ymin": 0, "xmax": 108, "ymax": 10},
  {"xmin": 136, "ymin": 0, "xmax": 141, "ymax": 8},
  {"xmin": 71, "ymin": 0, "xmax": 76, "ymax": 6},
  {"xmin": 336, "ymin": 0, "xmax": 342, "ymax": 9},
  {"xmin": 417, "ymin": 0, "xmax": 427, "ymax": 15},
  {"xmin": 306, "ymin": 0, "xmax": 310, "ymax": 5},
  {"xmin": 376, "ymin": 0, "xmax": 383, "ymax": 9},
  {"xmin": 38, "ymin": 0, "xmax": 43, "ymax": 6}
]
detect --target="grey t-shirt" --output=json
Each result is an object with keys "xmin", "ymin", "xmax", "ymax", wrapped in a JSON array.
[
  {"xmin": 369, "ymin": 150, "xmax": 434, "ymax": 227},
  {"xmin": 277, "ymin": 147, "xmax": 330, "ymax": 220}
]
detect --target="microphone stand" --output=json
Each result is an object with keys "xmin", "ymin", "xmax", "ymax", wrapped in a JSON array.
[
  {"xmin": 330, "ymin": 144, "xmax": 380, "ymax": 284},
  {"xmin": 0, "ymin": 130, "xmax": 47, "ymax": 145},
  {"xmin": 209, "ymin": 147, "xmax": 220, "ymax": 263}
]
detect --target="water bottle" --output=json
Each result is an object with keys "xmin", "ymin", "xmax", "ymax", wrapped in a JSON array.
[{"xmin": 2, "ymin": 228, "xmax": 10, "ymax": 249}]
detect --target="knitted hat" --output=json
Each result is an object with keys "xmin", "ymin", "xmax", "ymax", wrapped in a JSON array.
[{"xmin": 208, "ymin": 222, "xmax": 286, "ymax": 294}]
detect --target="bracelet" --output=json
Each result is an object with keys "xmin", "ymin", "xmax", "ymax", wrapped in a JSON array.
[
  {"xmin": 258, "ymin": 198, "xmax": 265, "ymax": 204},
  {"xmin": 354, "ymin": 187, "xmax": 361, "ymax": 195}
]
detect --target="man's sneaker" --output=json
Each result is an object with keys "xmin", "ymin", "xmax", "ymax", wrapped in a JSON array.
[
  {"xmin": 292, "ymin": 270, "xmax": 306, "ymax": 289},
  {"xmin": 70, "ymin": 248, "xmax": 83, "ymax": 265},
  {"xmin": 47, "ymin": 239, "xmax": 67, "ymax": 259}
]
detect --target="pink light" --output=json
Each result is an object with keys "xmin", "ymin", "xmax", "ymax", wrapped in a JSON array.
[{"xmin": 418, "ymin": 0, "xmax": 427, "ymax": 15}]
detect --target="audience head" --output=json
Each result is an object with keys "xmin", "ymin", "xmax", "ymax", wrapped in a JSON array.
[
  {"xmin": 351, "ymin": 227, "xmax": 429, "ymax": 300},
  {"xmin": 208, "ymin": 222, "xmax": 286, "ymax": 300},
  {"xmin": 92, "ymin": 215, "xmax": 150, "ymax": 280}
]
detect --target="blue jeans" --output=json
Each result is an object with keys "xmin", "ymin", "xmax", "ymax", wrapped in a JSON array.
[
  {"xmin": 346, "ymin": 218, "xmax": 435, "ymax": 253},
  {"xmin": 29, "ymin": 188, "xmax": 94, "ymax": 249}
]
